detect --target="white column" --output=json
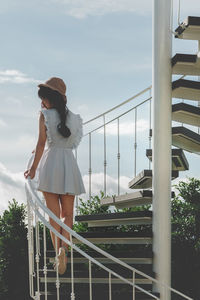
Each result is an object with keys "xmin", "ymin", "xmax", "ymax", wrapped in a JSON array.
[{"xmin": 152, "ymin": 0, "xmax": 172, "ymax": 299}]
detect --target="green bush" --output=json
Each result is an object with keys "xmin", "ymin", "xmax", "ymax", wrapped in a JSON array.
[{"xmin": 0, "ymin": 199, "xmax": 32, "ymax": 300}]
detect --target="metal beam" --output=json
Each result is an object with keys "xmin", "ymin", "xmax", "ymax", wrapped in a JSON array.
[{"xmin": 152, "ymin": 0, "xmax": 172, "ymax": 299}]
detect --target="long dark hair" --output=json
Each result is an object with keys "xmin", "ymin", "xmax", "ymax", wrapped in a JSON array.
[{"xmin": 38, "ymin": 86, "xmax": 71, "ymax": 138}]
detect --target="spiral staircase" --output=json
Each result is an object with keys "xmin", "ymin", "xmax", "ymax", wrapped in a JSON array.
[{"xmin": 25, "ymin": 16, "xmax": 200, "ymax": 300}]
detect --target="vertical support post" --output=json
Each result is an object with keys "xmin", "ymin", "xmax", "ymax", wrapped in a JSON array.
[
  {"xmin": 152, "ymin": 0, "xmax": 172, "ymax": 299},
  {"xmin": 198, "ymin": 41, "xmax": 200, "ymax": 134},
  {"xmin": 103, "ymin": 114, "xmax": 107, "ymax": 196}
]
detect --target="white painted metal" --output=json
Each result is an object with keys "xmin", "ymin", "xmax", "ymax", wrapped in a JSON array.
[
  {"xmin": 117, "ymin": 118, "xmax": 120, "ymax": 196},
  {"xmin": 152, "ymin": 1, "xmax": 172, "ymax": 300},
  {"xmin": 70, "ymin": 234, "xmax": 75, "ymax": 300},
  {"xmin": 103, "ymin": 114, "xmax": 107, "ymax": 196},
  {"xmin": 83, "ymin": 86, "xmax": 152, "ymax": 126},
  {"xmin": 89, "ymin": 260, "xmax": 92, "ymax": 300},
  {"xmin": 55, "ymin": 237, "xmax": 60, "ymax": 300},
  {"xmin": 25, "ymin": 172, "xmax": 193, "ymax": 300},
  {"xmin": 109, "ymin": 272, "xmax": 112, "ymax": 300},
  {"xmin": 89, "ymin": 132, "xmax": 92, "ymax": 206},
  {"xmin": 132, "ymin": 270, "xmax": 135, "ymax": 300},
  {"xmin": 134, "ymin": 108, "xmax": 137, "ymax": 177},
  {"xmin": 42, "ymin": 197, "xmax": 48, "ymax": 300}
]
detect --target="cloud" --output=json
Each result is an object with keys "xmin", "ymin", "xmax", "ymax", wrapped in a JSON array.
[
  {"xmin": 82, "ymin": 172, "xmax": 131, "ymax": 198},
  {"xmin": 50, "ymin": 0, "xmax": 152, "ymax": 18},
  {"xmin": 0, "ymin": 162, "xmax": 27, "ymax": 215},
  {"xmin": 0, "ymin": 118, "xmax": 7, "ymax": 127},
  {"xmin": 97, "ymin": 119, "xmax": 149, "ymax": 135},
  {"xmin": 0, "ymin": 69, "xmax": 40, "ymax": 84}
]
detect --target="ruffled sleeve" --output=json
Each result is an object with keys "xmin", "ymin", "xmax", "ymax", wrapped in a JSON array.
[
  {"xmin": 71, "ymin": 114, "xmax": 84, "ymax": 150},
  {"xmin": 39, "ymin": 108, "xmax": 53, "ymax": 146}
]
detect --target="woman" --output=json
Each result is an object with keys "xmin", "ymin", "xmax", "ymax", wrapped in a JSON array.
[{"xmin": 24, "ymin": 77, "xmax": 86, "ymax": 275}]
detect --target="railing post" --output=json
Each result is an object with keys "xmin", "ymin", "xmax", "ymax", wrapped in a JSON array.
[
  {"xmin": 117, "ymin": 118, "xmax": 120, "ymax": 196},
  {"xmin": 152, "ymin": 0, "xmax": 172, "ymax": 299},
  {"xmin": 134, "ymin": 108, "xmax": 137, "ymax": 177},
  {"xmin": 89, "ymin": 132, "xmax": 92, "ymax": 209},
  {"xmin": 103, "ymin": 114, "xmax": 107, "ymax": 196}
]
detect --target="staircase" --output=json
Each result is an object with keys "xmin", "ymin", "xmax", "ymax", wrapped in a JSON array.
[{"xmin": 25, "ymin": 15, "xmax": 200, "ymax": 300}]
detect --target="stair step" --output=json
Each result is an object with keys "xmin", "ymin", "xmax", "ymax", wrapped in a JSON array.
[
  {"xmin": 172, "ymin": 53, "xmax": 200, "ymax": 75},
  {"xmin": 146, "ymin": 148, "xmax": 189, "ymax": 171},
  {"xmin": 172, "ymin": 102, "xmax": 200, "ymax": 127},
  {"xmin": 128, "ymin": 169, "xmax": 179, "ymax": 189},
  {"xmin": 72, "ymin": 231, "xmax": 152, "ymax": 244},
  {"xmin": 46, "ymin": 249, "xmax": 153, "ymax": 265},
  {"xmin": 172, "ymin": 126, "xmax": 200, "ymax": 154},
  {"xmin": 172, "ymin": 79, "xmax": 200, "ymax": 101},
  {"xmin": 101, "ymin": 190, "xmax": 153, "ymax": 208},
  {"xmin": 40, "ymin": 276, "xmax": 152, "ymax": 284},
  {"xmin": 49, "ymin": 256, "xmax": 153, "ymax": 265},
  {"xmin": 39, "ymin": 290, "xmax": 160, "ymax": 300},
  {"xmin": 75, "ymin": 211, "xmax": 152, "ymax": 227},
  {"xmin": 39, "ymin": 267, "xmax": 155, "ymax": 280},
  {"xmin": 175, "ymin": 16, "xmax": 200, "ymax": 40}
]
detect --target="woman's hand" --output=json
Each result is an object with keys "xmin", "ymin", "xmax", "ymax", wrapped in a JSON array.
[{"xmin": 24, "ymin": 167, "xmax": 36, "ymax": 179}]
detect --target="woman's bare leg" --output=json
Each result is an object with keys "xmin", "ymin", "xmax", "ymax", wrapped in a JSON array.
[
  {"xmin": 42, "ymin": 191, "xmax": 61, "ymax": 251},
  {"xmin": 59, "ymin": 193, "xmax": 75, "ymax": 262}
]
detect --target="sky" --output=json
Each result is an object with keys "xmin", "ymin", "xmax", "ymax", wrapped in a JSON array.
[{"xmin": 0, "ymin": 0, "xmax": 200, "ymax": 215}]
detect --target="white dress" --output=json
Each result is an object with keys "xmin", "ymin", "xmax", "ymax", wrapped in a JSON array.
[{"xmin": 35, "ymin": 107, "xmax": 86, "ymax": 196}]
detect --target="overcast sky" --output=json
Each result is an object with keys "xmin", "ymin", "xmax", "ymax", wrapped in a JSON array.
[{"xmin": 0, "ymin": 0, "xmax": 200, "ymax": 214}]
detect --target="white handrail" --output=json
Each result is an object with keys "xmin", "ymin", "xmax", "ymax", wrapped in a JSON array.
[
  {"xmin": 26, "ymin": 183, "xmax": 158, "ymax": 299},
  {"xmin": 25, "ymin": 166, "xmax": 193, "ymax": 300},
  {"xmin": 83, "ymin": 86, "xmax": 152, "ymax": 126},
  {"xmin": 83, "ymin": 96, "xmax": 151, "ymax": 137}
]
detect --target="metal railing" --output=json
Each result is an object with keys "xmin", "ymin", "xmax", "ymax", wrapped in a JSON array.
[
  {"xmin": 25, "ymin": 158, "xmax": 193, "ymax": 300},
  {"xmin": 75, "ymin": 86, "xmax": 153, "ymax": 215}
]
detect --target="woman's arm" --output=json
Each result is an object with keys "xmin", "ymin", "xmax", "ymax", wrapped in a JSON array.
[{"xmin": 24, "ymin": 112, "xmax": 47, "ymax": 179}]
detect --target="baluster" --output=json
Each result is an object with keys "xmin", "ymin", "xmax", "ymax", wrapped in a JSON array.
[
  {"xmin": 89, "ymin": 260, "xmax": 92, "ymax": 300},
  {"xmin": 103, "ymin": 114, "xmax": 107, "ymax": 196},
  {"xmin": 42, "ymin": 196, "xmax": 48, "ymax": 300},
  {"xmin": 109, "ymin": 272, "xmax": 112, "ymax": 300},
  {"xmin": 35, "ymin": 203, "xmax": 40, "ymax": 299},
  {"xmin": 89, "ymin": 132, "xmax": 92, "ymax": 209},
  {"xmin": 55, "ymin": 237, "xmax": 60, "ymax": 300},
  {"xmin": 75, "ymin": 148, "xmax": 79, "ymax": 216},
  {"xmin": 132, "ymin": 270, "xmax": 135, "ymax": 300},
  {"xmin": 31, "ymin": 205, "xmax": 35, "ymax": 297},
  {"xmin": 27, "ymin": 197, "xmax": 34, "ymax": 298},
  {"xmin": 70, "ymin": 234, "xmax": 75, "ymax": 300},
  {"xmin": 134, "ymin": 108, "xmax": 137, "ymax": 177},
  {"xmin": 117, "ymin": 118, "xmax": 120, "ymax": 196},
  {"xmin": 149, "ymin": 95, "xmax": 152, "ymax": 170}
]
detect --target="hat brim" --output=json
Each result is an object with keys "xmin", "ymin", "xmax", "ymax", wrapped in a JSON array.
[{"xmin": 38, "ymin": 83, "xmax": 66, "ymax": 96}]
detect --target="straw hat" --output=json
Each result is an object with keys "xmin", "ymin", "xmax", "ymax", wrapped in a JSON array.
[{"xmin": 38, "ymin": 77, "xmax": 67, "ymax": 96}]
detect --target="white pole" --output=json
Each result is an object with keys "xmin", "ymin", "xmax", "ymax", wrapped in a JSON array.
[{"xmin": 152, "ymin": 0, "xmax": 172, "ymax": 299}]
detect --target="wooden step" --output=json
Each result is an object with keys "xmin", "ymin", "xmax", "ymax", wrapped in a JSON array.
[
  {"xmin": 128, "ymin": 170, "xmax": 179, "ymax": 189},
  {"xmin": 172, "ymin": 102, "xmax": 200, "ymax": 127},
  {"xmin": 172, "ymin": 53, "xmax": 200, "ymax": 75},
  {"xmin": 75, "ymin": 211, "xmax": 152, "ymax": 227},
  {"xmin": 40, "ymin": 291, "xmax": 160, "ymax": 300},
  {"xmin": 46, "ymin": 249, "xmax": 153, "ymax": 265},
  {"xmin": 72, "ymin": 231, "xmax": 153, "ymax": 245},
  {"xmin": 175, "ymin": 16, "xmax": 200, "ymax": 40},
  {"xmin": 172, "ymin": 126, "xmax": 200, "ymax": 154},
  {"xmin": 40, "ymin": 276, "xmax": 152, "ymax": 285},
  {"xmin": 146, "ymin": 148, "xmax": 189, "ymax": 171},
  {"xmin": 39, "ymin": 290, "xmax": 160, "ymax": 300},
  {"xmin": 172, "ymin": 79, "xmax": 200, "ymax": 101},
  {"xmin": 39, "ymin": 266, "xmax": 155, "ymax": 280},
  {"xmin": 100, "ymin": 190, "xmax": 175, "ymax": 209},
  {"xmin": 101, "ymin": 190, "xmax": 153, "ymax": 208}
]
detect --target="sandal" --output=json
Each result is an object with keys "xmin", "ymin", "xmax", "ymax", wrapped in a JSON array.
[{"xmin": 57, "ymin": 246, "xmax": 68, "ymax": 275}]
